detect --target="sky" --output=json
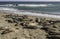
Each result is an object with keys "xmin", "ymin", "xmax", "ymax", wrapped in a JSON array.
[{"xmin": 0, "ymin": 0, "xmax": 60, "ymax": 2}]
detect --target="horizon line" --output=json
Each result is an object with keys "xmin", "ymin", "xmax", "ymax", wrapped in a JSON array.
[{"xmin": 0, "ymin": 1, "xmax": 60, "ymax": 2}]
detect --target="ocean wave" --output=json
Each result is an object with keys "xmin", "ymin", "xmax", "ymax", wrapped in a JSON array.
[
  {"xmin": 0, "ymin": 7, "xmax": 60, "ymax": 19},
  {"xmin": 0, "ymin": 7, "xmax": 18, "ymax": 11},
  {"xmin": 0, "ymin": 4, "xmax": 55, "ymax": 7},
  {"xmin": 18, "ymin": 4, "xmax": 48, "ymax": 7}
]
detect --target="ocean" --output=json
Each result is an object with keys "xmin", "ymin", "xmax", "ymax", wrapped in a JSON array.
[{"xmin": 0, "ymin": 2, "xmax": 60, "ymax": 16}]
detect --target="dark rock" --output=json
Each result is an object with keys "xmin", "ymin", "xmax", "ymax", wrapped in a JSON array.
[
  {"xmin": 17, "ymin": 17, "xmax": 23, "ymax": 21},
  {"xmin": 16, "ymin": 28, "xmax": 19, "ymax": 30},
  {"xmin": 1, "ymin": 29, "xmax": 13, "ymax": 35},
  {"xmin": 4, "ymin": 15, "xmax": 11, "ymax": 18},
  {"xmin": 13, "ymin": 37, "xmax": 17, "ymax": 39},
  {"xmin": 13, "ymin": 20, "xmax": 18, "ymax": 23},
  {"xmin": 35, "ymin": 18, "xmax": 40, "ymax": 23},
  {"xmin": 20, "ymin": 22, "xmax": 25, "ymax": 26},
  {"xmin": 29, "ymin": 19, "xmax": 33, "ymax": 21},
  {"xmin": 6, "ymin": 19, "xmax": 13, "ymax": 23},
  {"xmin": 23, "ymin": 26, "xmax": 37, "ymax": 29},
  {"xmin": 41, "ymin": 27, "xmax": 49, "ymax": 32},
  {"xmin": 47, "ymin": 35, "xmax": 60, "ymax": 39},
  {"xmin": 0, "ymin": 27, "xmax": 4, "ymax": 30},
  {"xmin": 53, "ymin": 25, "xmax": 58, "ymax": 28},
  {"xmin": 22, "ymin": 15, "xmax": 28, "ymax": 19},
  {"xmin": 15, "ymin": 23, "xmax": 18, "ymax": 26},
  {"xmin": 49, "ymin": 31, "xmax": 60, "ymax": 35}
]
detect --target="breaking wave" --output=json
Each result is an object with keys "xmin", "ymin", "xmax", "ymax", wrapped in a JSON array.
[
  {"xmin": 0, "ymin": 4, "xmax": 54, "ymax": 7},
  {"xmin": 0, "ymin": 7, "xmax": 60, "ymax": 19},
  {"xmin": 0, "ymin": 7, "xmax": 18, "ymax": 11},
  {"xmin": 18, "ymin": 4, "xmax": 48, "ymax": 7}
]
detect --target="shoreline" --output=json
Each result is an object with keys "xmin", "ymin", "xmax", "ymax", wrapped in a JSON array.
[
  {"xmin": 0, "ymin": 7, "xmax": 60, "ymax": 20},
  {"xmin": 0, "ymin": 10, "xmax": 60, "ymax": 20}
]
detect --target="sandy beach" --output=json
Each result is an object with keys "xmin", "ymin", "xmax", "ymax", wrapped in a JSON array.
[
  {"xmin": 0, "ymin": 12, "xmax": 60, "ymax": 39},
  {"xmin": 0, "ymin": 1, "xmax": 60, "ymax": 39}
]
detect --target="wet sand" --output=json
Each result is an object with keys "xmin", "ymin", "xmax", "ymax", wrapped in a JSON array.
[{"xmin": 0, "ymin": 12, "xmax": 60, "ymax": 39}]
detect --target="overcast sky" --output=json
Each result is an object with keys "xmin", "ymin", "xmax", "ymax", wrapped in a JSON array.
[{"xmin": 0, "ymin": 0, "xmax": 60, "ymax": 2}]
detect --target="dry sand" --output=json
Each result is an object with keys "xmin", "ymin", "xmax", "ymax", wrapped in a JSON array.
[{"xmin": 0, "ymin": 12, "xmax": 60, "ymax": 39}]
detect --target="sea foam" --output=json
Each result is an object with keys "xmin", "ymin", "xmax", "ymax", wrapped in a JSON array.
[
  {"xmin": 18, "ymin": 4, "xmax": 48, "ymax": 7},
  {"xmin": 0, "ymin": 7, "xmax": 60, "ymax": 19}
]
